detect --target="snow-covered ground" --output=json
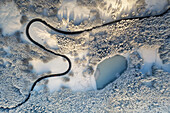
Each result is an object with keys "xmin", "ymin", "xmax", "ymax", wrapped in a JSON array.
[
  {"xmin": 138, "ymin": 45, "xmax": 170, "ymax": 74},
  {"xmin": 0, "ymin": 0, "xmax": 169, "ymax": 112},
  {"xmin": 0, "ymin": 2, "xmax": 21, "ymax": 35}
]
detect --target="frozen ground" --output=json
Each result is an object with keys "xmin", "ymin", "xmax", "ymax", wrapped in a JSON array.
[{"xmin": 0, "ymin": 0, "xmax": 170, "ymax": 112}]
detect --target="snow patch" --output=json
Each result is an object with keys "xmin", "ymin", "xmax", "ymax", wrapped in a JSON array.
[
  {"xmin": 57, "ymin": 0, "xmax": 90, "ymax": 26},
  {"xmin": 0, "ymin": 2, "xmax": 21, "ymax": 35},
  {"xmin": 29, "ymin": 57, "xmax": 68, "ymax": 75},
  {"xmin": 145, "ymin": 0, "xmax": 168, "ymax": 13},
  {"xmin": 97, "ymin": 0, "xmax": 169, "ymax": 22},
  {"xmin": 29, "ymin": 51, "xmax": 96, "ymax": 92},
  {"xmin": 138, "ymin": 45, "xmax": 170, "ymax": 74},
  {"xmin": 97, "ymin": 0, "xmax": 136, "ymax": 22},
  {"xmin": 29, "ymin": 22, "xmax": 58, "ymax": 49},
  {"xmin": 29, "ymin": 57, "xmax": 69, "ymax": 92},
  {"xmin": 47, "ymin": 77, "xmax": 65, "ymax": 92}
]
